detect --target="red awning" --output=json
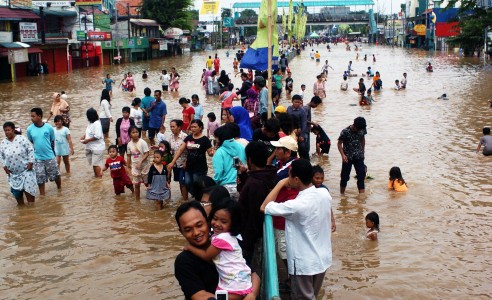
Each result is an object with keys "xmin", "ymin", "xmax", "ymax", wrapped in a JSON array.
[{"xmin": 0, "ymin": 7, "xmax": 40, "ymax": 20}]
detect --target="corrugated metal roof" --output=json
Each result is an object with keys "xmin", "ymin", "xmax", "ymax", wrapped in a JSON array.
[
  {"xmin": 0, "ymin": 7, "xmax": 40, "ymax": 20},
  {"xmin": 233, "ymin": 0, "xmax": 374, "ymax": 9}
]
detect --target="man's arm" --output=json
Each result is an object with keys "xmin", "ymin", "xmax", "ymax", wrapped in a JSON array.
[
  {"xmin": 337, "ymin": 140, "xmax": 348, "ymax": 163},
  {"xmin": 361, "ymin": 135, "xmax": 365, "ymax": 153}
]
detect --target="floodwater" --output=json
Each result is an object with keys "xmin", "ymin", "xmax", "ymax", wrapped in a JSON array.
[{"xmin": 0, "ymin": 44, "xmax": 491, "ymax": 299}]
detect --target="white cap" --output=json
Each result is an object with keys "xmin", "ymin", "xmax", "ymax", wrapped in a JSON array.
[{"xmin": 271, "ymin": 136, "xmax": 298, "ymax": 152}]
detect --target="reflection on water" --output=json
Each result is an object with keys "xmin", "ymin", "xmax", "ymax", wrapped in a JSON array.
[{"xmin": 0, "ymin": 44, "xmax": 491, "ymax": 299}]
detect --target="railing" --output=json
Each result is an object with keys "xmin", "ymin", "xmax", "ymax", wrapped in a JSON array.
[{"xmin": 263, "ymin": 214, "xmax": 280, "ymax": 300}]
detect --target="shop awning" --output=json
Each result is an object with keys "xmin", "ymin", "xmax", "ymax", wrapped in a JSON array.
[
  {"xmin": 0, "ymin": 7, "xmax": 40, "ymax": 20},
  {"xmin": 130, "ymin": 19, "xmax": 159, "ymax": 27},
  {"xmin": 0, "ymin": 42, "xmax": 31, "ymax": 48},
  {"xmin": 32, "ymin": 8, "xmax": 78, "ymax": 17}
]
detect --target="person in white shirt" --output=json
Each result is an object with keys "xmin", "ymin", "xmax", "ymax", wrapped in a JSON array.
[
  {"xmin": 394, "ymin": 79, "xmax": 401, "ymax": 90},
  {"xmin": 400, "ymin": 72, "xmax": 407, "ymax": 89},
  {"xmin": 159, "ymin": 69, "xmax": 171, "ymax": 92},
  {"xmin": 340, "ymin": 76, "xmax": 348, "ymax": 91},
  {"xmin": 310, "ymin": 49, "xmax": 314, "ymax": 59},
  {"xmin": 298, "ymin": 84, "xmax": 306, "ymax": 100},
  {"xmin": 261, "ymin": 159, "xmax": 332, "ymax": 300}
]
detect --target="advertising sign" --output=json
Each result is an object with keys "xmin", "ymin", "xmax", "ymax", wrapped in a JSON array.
[
  {"xmin": 159, "ymin": 41, "xmax": 167, "ymax": 50},
  {"xmin": 75, "ymin": 0, "xmax": 101, "ymax": 5},
  {"xmin": 79, "ymin": 13, "xmax": 94, "ymax": 31},
  {"xmin": 19, "ymin": 22, "xmax": 38, "ymax": 42},
  {"xmin": 87, "ymin": 31, "xmax": 112, "ymax": 41},
  {"xmin": 32, "ymin": 1, "xmax": 73, "ymax": 6},
  {"xmin": 199, "ymin": 0, "xmax": 221, "ymax": 22},
  {"xmin": 223, "ymin": 17, "xmax": 234, "ymax": 27},
  {"xmin": 94, "ymin": 14, "xmax": 110, "ymax": 31},
  {"xmin": 76, "ymin": 30, "xmax": 86, "ymax": 41}
]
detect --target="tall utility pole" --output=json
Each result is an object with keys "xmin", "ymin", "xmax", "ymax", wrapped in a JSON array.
[
  {"xmin": 84, "ymin": 12, "xmax": 89, "ymax": 67},
  {"xmin": 115, "ymin": 4, "xmax": 120, "ymax": 64},
  {"xmin": 127, "ymin": 3, "xmax": 131, "ymax": 39}
]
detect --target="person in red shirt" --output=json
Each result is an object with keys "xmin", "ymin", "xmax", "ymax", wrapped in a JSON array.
[
  {"xmin": 103, "ymin": 145, "xmax": 134, "ymax": 195},
  {"xmin": 213, "ymin": 54, "xmax": 220, "ymax": 74},
  {"xmin": 179, "ymin": 98, "xmax": 195, "ymax": 133}
]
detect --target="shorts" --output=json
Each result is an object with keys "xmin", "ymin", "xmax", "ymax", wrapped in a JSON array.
[
  {"xmin": 100, "ymin": 118, "xmax": 110, "ymax": 134},
  {"xmin": 173, "ymin": 167, "xmax": 185, "ymax": 185},
  {"xmin": 10, "ymin": 187, "xmax": 23, "ymax": 199},
  {"xmin": 118, "ymin": 143, "xmax": 128, "ymax": 156},
  {"xmin": 34, "ymin": 158, "xmax": 60, "ymax": 184},
  {"xmin": 148, "ymin": 127, "xmax": 159, "ymax": 139},
  {"xmin": 85, "ymin": 149, "xmax": 105, "ymax": 166},
  {"xmin": 274, "ymin": 228, "xmax": 287, "ymax": 260},
  {"xmin": 281, "ymin": 67, "xmax": 286, "ymax": 73},
  {"xmin": 162, "ymin": 85, "xmax": 169, "ymax": 91},
  {"xmin": 113, "ymin": 174, "xmax": 133, "ymax": 194},
  {"xmin": 131, "ymin": 163, "xmax": 150, "ymax": 184}
]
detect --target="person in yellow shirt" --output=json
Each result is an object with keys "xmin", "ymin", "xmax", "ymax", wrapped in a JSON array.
[
  {"xmin": 388, "ymin": 166, "xmax": 408, "ymax": 192},
  {"xmin": 314, "ymin": 51, "xmax": 321, "ymax": 62},
  {"xmin": 205, "ymin": 56, "xmax": 213, "ymax": 70}
]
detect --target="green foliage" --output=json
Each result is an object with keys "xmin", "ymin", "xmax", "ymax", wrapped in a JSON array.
[
  {"xmin": 222, "ymin": 8, "xmax": 232, "ymax": 18},
  {"xmin": 241, "ymin": 9, "xmax": 258, "ymax": 18},
  {"xmin": 140, "ymin": 0, "xmax": 193, "ymax": 30},
  {"xmin": 190, "ymin": 9, "xmax": 199, "ymax": 21},
  {"xmin": 338, "ymin": 24, "xmax": 351, "ymax": 35},
  {"xmin": 444, "ymin": 0, "xmax": 492, "ymax": 56}
]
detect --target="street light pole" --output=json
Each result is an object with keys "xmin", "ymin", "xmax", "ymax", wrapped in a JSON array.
[{"xmin": 84, "ymin": 12, "xmax": 89, "ymax": 67}]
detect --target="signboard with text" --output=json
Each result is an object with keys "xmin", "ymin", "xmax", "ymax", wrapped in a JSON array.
[
  {"xmin": 0, "ymin": 31, "xmax": 13, "ymax": 43},
  {"xmin": 8, "ymin": 49, "xmax": 29, "ymax": 64},
  {"xmin": 199, "ymin": 0, "xmax": 221, "ymax": 22},
  {"xmin": 75, "ymin": 0, "xmax": 101, "ymax": 5},
  {"xmin": 19, "ymin": 22, "xmax": 38, "ymax": 42},
  {"xmin": 32, "ymin": 1, "xmax": 73, "ymax": 6},
  {"xmin": 88, "ymin": 31, "xmax": 112, "ymax": 41}
]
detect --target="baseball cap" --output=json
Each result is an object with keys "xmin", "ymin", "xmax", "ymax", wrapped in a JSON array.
[
  {"xmin": 271, "ymin": 136, "xmax": 298, "ymax": 152},
  {"xmin": 275, "ymin": 105, "xmax": 287, "ymax": 113}
]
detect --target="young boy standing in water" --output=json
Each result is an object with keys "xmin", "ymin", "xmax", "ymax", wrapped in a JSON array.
[
  {"xmin": 476, "ymin": 127, "xmax": 492, "ymax": 156},
  {"xmin": 337, "ymin": 117, "xmax": 367, "ymax": 194}
]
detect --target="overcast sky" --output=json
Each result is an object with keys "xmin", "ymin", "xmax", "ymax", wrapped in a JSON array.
[{"xmin": 192, "ymin": 0, "xmax": 405, "ymax": 15}]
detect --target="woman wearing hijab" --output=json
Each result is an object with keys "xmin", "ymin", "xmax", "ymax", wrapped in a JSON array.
[{"xmin": 224, "ymin": 106, "xmax": 253, "ymax": 141}]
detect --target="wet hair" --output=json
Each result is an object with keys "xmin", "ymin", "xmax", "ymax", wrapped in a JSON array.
[
  {"xmin": 208, "ymin": 186, "xmax": 230, "ymax": 206},
  {"xmin": 100, "ymin": 89, "xmax": 111, "ymax": 105},
  {"xmin": 292, "ymin": 94, "xmax": 302, "ymax": 102},
  {"xmin": 389, "ymin": 166, "xmax": 406, "ymax": 187},
  {"xmin": 264, "ymin": 118, "xmax": 280, "ymax": 133},
  {"xmin": 131, "ymin": 98, "xmax": 141, "ymax": 106},
  {"xmin": 207, "ymin": 112, "xmax": 216, "ymax": 122},
  {"xmin": 144, "ymin": 87, "xmax": 152, "ymax": 96},
  {"xmin": 209, "ymin": 197, "xmax": 242, "ymax": 236},
  {"xmin": 31, "ymin": 107, "xmax": 43, "ymax": 117},
  {"xmin": 122, "ymin": 106, "xmax": 130, "ymax": 113},
  {"xmin": 190, "ymin": 119, "xmax": 204, "ymax": 131},
  {"xmin": 312, "ymin": 165, "xmax": 324, "ymax": 176},
  {"xmin": 366, "ymin": 211, "xmax": 380, "ymax": 231},
  {"xmin": 483, "ymin": 127, "xmax": 490, "ymax": 135},
  {"xmin": 290, "ymin": 159, "xmax": 313, "ymax": 185},
  {"xmin": 354, "ymin": 117, "xmax": 367, "ymax": 130},
  {"xmin": 3, "ymin": 121, "xmax": 15, "ymax": 130},
  {"xmin": 108, "ymin": 145, "xmax": 118, "ymax": 153},
  {"xmin": 86, "ymin": 108, "xmax": 99, "ymax": 123},
  {"xmin": 171, "ymin": 119, "xmax": 183, "ymax": 128},
  {"xmin": 54, "ymin": 115, "xmax": 63, "ymax": 123},
  {"xmin": 214, "ymin": 125, "xmax": 234, "ymax": 147},
  {"xmin": 310, "ymin": 96, "xmax": 322, "ymax": 105},
  {"xmin": 193, "ymin": 176, "xmax": 216, "ymax": 201},
  {"xmin": 224, "ymin": 122, "xmax": 240, "ymax": 139},
  {"xmin": 245, "ymin": 141, "xmax": 269, "ymax": 168},
  {"xmin": 175, "ymin": 201, "xmax": 208, "ymax": 231},
  {"xmin": 179, "ymin": 97, "xmax": 190, "ymax": 105}
]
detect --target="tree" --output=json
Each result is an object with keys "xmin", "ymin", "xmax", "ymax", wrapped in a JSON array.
[
  {"xmin": 241, "ymin": 9, "xmax": 257, "ymax": 18},
  {"xmin": 140, "ymin": 0, "xmax": 193, "ymax": 30},
  {"xmin": 338, "ymin": 24, "xmax": 351, "ymax": 35},
  {"xmin": 190, "ymin": 9, "xmax": 199, "ymax": 21},
  {"xmin": 222, "ymin": 8, "xmax": 232, "ymax": 18},
  {"xmin": 444, "ymin": 0, "xmax": 492, "ymax": 56}
]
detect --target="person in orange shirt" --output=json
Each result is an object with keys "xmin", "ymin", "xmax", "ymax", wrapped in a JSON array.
[{"xmin": 388, "ymin": 166, "xmax": 408, "ymax": 192}]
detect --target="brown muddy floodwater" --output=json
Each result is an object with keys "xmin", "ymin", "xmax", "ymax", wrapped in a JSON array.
[{"xmin": 0, "ymin": 44, "xmax": 491, "ymax": 299}]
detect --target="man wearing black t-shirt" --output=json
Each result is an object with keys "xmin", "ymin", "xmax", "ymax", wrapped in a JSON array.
[
  {"xmin": 174, "ymin": 201, "xmax": 260, "ymax": 300},
  {"xmin": 252, "ymin": 118, "xmax": 280, "ymax": 164}
]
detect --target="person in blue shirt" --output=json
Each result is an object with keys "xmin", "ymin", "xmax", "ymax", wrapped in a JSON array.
[
  {"xmin": 147, "ymin": 90, "xmax": 167, "ymax": 146},
  {"xmin": 191, "ymin": 94, "xmax": 204, "ymax": 120},
  {"xmin": 140, "ymin": 87, "xmax": 154, "ymax": 138},
  {"xmin": 27, "ymin": 107, "xmax": 61, "ymax": 195},
  {"xmin": 366, "ymin": 67, "xmax": 374, "ymax": 77},
  {"xmin": 286, "ymin": 94, "xmax": 308, "ymax": 158},
  {"xmin": 102, "ymin": 74, "xmax": 115, "ymax": 95}
]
